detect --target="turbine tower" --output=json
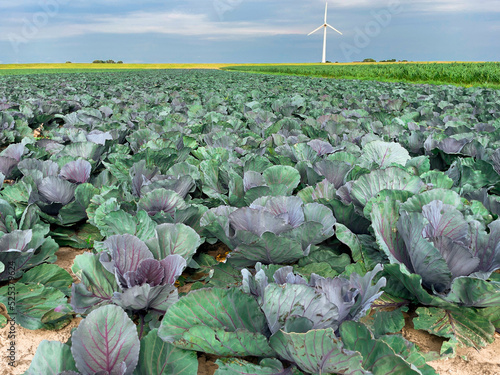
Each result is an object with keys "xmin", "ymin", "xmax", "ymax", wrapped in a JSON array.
[{"xmin": 308, "ymin": 2, "xmax": 343, "ymax": 63}]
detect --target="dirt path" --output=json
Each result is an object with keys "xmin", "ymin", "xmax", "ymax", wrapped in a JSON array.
[
  {"xmin": 428, "ymin": 335, "xmax": 500, "ymax": 375},
  {"xmin": 404, "ymin": 324, "xmax": 500, "ymax": 375}
]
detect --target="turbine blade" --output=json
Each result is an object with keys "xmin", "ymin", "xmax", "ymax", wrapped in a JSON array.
[
  {"xmin": 326, "ymin": 24, "xmax": 343, "ymax": 35},
  {"xmin": 324, "ymin": 2, "xmax": 328, "ymax": 23},
  {"xmin": 308, "ymin": 25, "xmax": 324, "ymax": 36}
]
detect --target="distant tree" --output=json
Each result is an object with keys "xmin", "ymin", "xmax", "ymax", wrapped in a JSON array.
[
  {"xmin": 363, "ymin": 58, "xmax": 376, "ymax": 63},
  {"xmin": 65, "ymin": 61, "xmax": 72, "ymax": 63},
  {"xmin": 92, "ymin": 59, "xmax": 123, "ymax": 64}
]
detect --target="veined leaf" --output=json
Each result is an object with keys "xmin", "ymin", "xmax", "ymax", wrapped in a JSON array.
[
  {"xmin": 72, "ymin": 305, "xmax": 140, "ymax": 375},
  {"xmin": 413, "ymin": 306, "xmax": 495, "ymax": 349},
  {"xmin": 158, "ymin": 288, "xmax": 272, "ymax": 357}
]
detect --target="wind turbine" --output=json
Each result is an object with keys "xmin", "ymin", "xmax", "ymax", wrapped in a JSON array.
[{"xmin": 308, "ymin": 2, "xmax": 343, "ymax": 63}]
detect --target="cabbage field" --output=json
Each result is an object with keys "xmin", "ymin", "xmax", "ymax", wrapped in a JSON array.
[{"xmin": 0, "ymin": 69, "xmax": 499, "ymax": 374}]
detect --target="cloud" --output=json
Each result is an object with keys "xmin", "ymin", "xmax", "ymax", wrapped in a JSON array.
[
  {"xmin": 0, "ymin": 10, "xmax": 308, "ymax": 42},
  {"xmin": 413, "ymin": 0, "xmax": 500, "ymax": 13},
  {"xmin": 0, "ymin": 1, "xmax": 37, "ymax": 9},
  {"xmin": 320, "ymin": 0, "xmax": 500, "ymax": 13},
  {"xmin": 88, "ymin": 11, "xmax": 304, "ymax": 36}
]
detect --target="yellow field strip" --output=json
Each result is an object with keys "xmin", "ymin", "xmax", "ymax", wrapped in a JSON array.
[
  {"xmin": 0, "ymin": 63, "xmax": 231, "ymax": 70},
  {"xmin": 0, "ymin": 61, "xmax": 488, "ymax": 71}
]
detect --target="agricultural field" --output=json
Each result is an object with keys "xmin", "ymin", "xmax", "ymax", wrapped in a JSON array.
[
  {"xmin": 0, "ymin": 63, "xmax": 233, "ymax": 76},
  {"xmin": 0, "ymin": 63, "xmax": 333, "ymax": 76},
  {"xmin": 223, "ymin": 62, "xmax": 500, "ymax": 89},
  {"xmin": 0, "ymin": 68, "xmax": 500, "ymax": 375},
  {"xmin": 3, "ymin": 61, "xmax": 499, "ymax": 89}
]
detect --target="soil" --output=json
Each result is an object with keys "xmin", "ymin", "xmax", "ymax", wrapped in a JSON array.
[
  {"xmin": 1, "ymin": 246, "xmax": 499, "ymax": 375},
  {"xmin": 406, "ymin": 325, "xmax": 500, "ymax": 375},
  {"xmin": 0, "ymin": 316, "xmax": 82, "ymax": 375},
  {"xmin": 402, "ymin": 311, "xmax": 500, "ymax": 374},
  {"xmin": 197, "ymin": 354, "xmax": 220, "ymax": 375},
  {"xmin": 53, "ymin": 246, "xmax": 87, "ymax": 283}
]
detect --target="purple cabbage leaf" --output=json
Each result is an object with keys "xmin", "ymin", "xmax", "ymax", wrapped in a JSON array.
[
  {"xmin": 137, "ymin": 188, "xmax": 201, "ymax": 226},
  {"xmin": 73, "ymin": 232, "xmax": 189, "ymax": 315},
  {"xmin": 130, "ymin": 160, "xmax": 195, "ymax": 199},
  {"xmin": 313, "ymin": 160, "xmax": 352, "ymax": 189},
  {"xmin": 71, "ymin": 252, "xmax": 119, "ymax": 314},
  {"xmin": 269, "ymin": 328, "xmax": 368, "ymax": 375},
  {"xmin": 372, "ymin": 197, "xmax": 500, "ymax": 306},
  {"xmin": 241, "ymin": 264, "xmax": 386, "ymax": 375},
  {"xmin": 144, "ymin": 223, "xmax": 201, "ymax": 264},
  {"xmin": 0, "ymin": 143, "xmax": 25, "ymax": 178},
  {"xmin": 201, "ymin": 196, "xmax": 336, "ymax": 267},
  {"xmin": 242, "ymin": 263, "xmax": 386, "ymax": 333},
  {"xmin": 86, "ymin": 129, "xmax": 113, "ymax": 145},
  {"xmin": 0, "ymin": 198, "xmax": 16, "ymax": 233},
  {"xmin": 100, "ymin": 234, "xmax": 184, "ymax": 313},
  {"xmin": 59, "ymin": 159, "xmax": 92, "ymax": 184},
  {"xmin": 0, "ymin": 230, "xmax": 35, "ymax": 281},
  {"xmin": 18, "ymin": 159, "xmax": 60, "ymax": 184},
  {"xmin": 0, "ymin": 226, "xmax": 58, "ymax": 281},
  {"xmin": 71, "ymin": 305, "xmax": 140, "ymax": 375},
  {"xmin": 32, "ymin": 176, "xmax": 76, "ymax": 216}
]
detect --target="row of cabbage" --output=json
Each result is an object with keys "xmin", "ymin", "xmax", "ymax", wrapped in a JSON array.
[{"xmin": 0, "ymin": 70, "xmax": 499, "ymax": 375}]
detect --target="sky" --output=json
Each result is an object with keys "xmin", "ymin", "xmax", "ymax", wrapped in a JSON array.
[{"xmin": 0, "ymin": 0, "xmax": 499, "ymax": 64}]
